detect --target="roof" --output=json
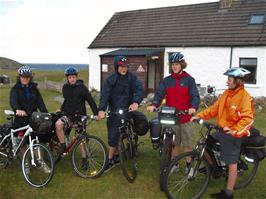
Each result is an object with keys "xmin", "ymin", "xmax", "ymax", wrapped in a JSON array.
[
  {"xmin": 89, "ymin": 0, "xmax": 266, "ymax": 48},
  {"xmin": 100, "ymin": 48, "xmax": 165, "ymax": 56}
]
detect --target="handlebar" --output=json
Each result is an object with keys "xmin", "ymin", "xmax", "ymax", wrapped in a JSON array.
[{"xmin": 192, "ymin": 118, "xmax": 221, "ymax": 130}]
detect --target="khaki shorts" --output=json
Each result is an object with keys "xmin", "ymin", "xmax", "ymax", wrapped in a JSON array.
[{"xmin": 170, "ymin": 122, "xmax": 195, "ymax": 148}]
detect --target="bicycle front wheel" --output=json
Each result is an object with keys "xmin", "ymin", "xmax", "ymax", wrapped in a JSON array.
[
  {"xmin": 0, "ymin": 140, "xmax": 11, "ymax": 169},
  {"xmin": 72, "ymin": 135, "xmax": 108, "ymax": 179},
  {"xmin": 22, "ymin": 143, "xmax": 54, "ymax": 188},
  {"xmin": 119, "ymin": 134, "xmax": 137, "ymax": 183},
  {"xmin": 164, "ymin": 151, "xmax": 211, "ymax": 199}
]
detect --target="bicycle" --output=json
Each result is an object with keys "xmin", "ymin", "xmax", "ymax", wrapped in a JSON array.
[
  {"xmin": 107, "ymin": 109, "xmax": 139, "ymax": 183},
  {"xmin": 48, "ymin": 112, "xmax": 108, "ymax": 179},
  {"xmin": 0, "ymin": 110, "xmax": 54, "ymax": 188},
  {"xmin": 151, "ymin": 106, "xmax": 189, "ymax": 191},
  {"xmin": 201, "ymin": 85, "xmax": 219, "ymax": 108},
  {"xmin": 163, "ymin": 119, "xmax": 260, "ymax": 199}
]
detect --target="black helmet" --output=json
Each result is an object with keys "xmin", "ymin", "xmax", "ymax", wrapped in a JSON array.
[
  {"xmin": 169, "ymin": 52, "xmax": 184, "ymax": 64},
  {"xmin": 64, "ymin": 67, "xmax": 78, "ymax": 76},
  {"xmin": 18, "ymin": 66, "xmax": 32, "ymax": 77}
]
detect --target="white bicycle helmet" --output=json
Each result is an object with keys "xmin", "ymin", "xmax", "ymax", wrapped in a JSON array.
[
  {"xmin": 18, "ymin": 66, "xmax": 32, "ymax": 77},
  {"xmin": 223, "ymin": 67, "xmax": 250, "ymax": 78}
]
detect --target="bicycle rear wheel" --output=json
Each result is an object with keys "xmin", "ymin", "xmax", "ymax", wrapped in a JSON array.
[
  {"xmin": 22, "ymin": 143, "xmax": 54, "ymax": 188},
  {"xmin": 119, "ymin": 134, "xmax": 137, "ymax": 183},
  {"xmin": 0, "ymin": 140, "xmax": 11, "ymax": 169},
  {"xmin": 160, "ymin": 136, "xmax": 172, "ymax": 191},
  {"xmin": 234, "ymin": 152, "xmax": 259, "ymax": 189},
  {"xmin": 164, "ymin": 151, "xmax": 211, "ymax": 199},
  {"xmin": 72, "ymin": 135, "xmax": 108, "ymax": 179}
]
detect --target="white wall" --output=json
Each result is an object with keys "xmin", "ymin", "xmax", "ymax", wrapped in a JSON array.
[
  {"xmin": 231, "ymin": 47, "xmax": 266, "ymax": 97},
  {"xmin": 165, "ymin": 47, "xmax": 230, "ymax": 92},
  {"xmin": 88, "ymin": 48, "xmax": 118, "ymax": 91},
  {"xmin": 164, "ymin": 47, "xmax": 266, "ymax": 97}
]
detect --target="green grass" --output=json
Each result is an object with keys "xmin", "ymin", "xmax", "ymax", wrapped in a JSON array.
[{"xmin": 0, "ymin": 71, "xmax": 266, "ymax": 199}]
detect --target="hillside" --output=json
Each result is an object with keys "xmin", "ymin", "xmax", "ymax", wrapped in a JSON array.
[{"xmin": 0, "ymin": 57, "xmax": 23, "ymax": 69}]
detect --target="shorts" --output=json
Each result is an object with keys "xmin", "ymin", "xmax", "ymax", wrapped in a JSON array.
[
  {"xmin": 59, "ymin": 115, "xmax": 73, "ymax": 135},
  {"xmin": 212, "ymin": 131, "xmax": 244, "ymax": 164},
  {"xmin": 168, "ymin": 122, "xmax": 195, "ymax": 148}
]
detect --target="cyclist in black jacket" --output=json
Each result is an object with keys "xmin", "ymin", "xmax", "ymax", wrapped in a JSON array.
[
  {"xmin": 56, "ymin": 67, "xmax": 98, "ymax": 157},
  {"xmin": 10, "ymin": 66, "xmax": 48, "ymax": 129}
]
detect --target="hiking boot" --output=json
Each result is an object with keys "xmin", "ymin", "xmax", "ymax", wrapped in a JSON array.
[
  {"xmin": 24, "ymin": 162, "xmax": 30, "ymax": 175},
  {"xmin": 210, "ymin": 190, "xmax": 233, "ymax": 199},
  {"xmin": 113, "ymin": 155, "xmax": 120, "ymax": 165},
  {"xmin": 169, "ymin": 164, "xmax": 179, "ymax": 175},
  {"xmin": 104, "ymin": 159, "xmax": 115, "ymax": 173},
  {"xmin": 58, "ymin": 143, "xmax": 67, "ymax": 157},
  {"xmin": 40, "ymin": 161, "xmax": 52, "ymax": 174}
]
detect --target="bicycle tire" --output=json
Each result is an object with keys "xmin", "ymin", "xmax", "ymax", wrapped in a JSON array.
[
  {"xmin": 72, "ymin": 134, "xmax": 108, "ymax": 179},
  {"xmin": 119, "ymin": 134, "xmax": 137, "ymax": 183},
  {"xmin": 160, "ymin": 136, "xmax": 172, "ymax": 191},
  {"xmin": 0, "ymin": 140, "xmax": 11, "ymax": 169},
  {"xmin": 164, "ymin": 151, "xmax": 211, "ymax": 199},
  {"xmin": 22, "ymin": 143, "xmax": 54, "ymax": 188},
  {"xmin": 234, "ymin": 152, "xmax": 259, "ymax": 189}
]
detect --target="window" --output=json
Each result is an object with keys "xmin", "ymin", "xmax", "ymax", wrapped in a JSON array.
[
  {"xmin": 239, "ymin": 58, "xmax": 257, "ymax": 84},
  {"xmin": 249, "ymin": 14, "xmax": 265, "ymax": 25}
]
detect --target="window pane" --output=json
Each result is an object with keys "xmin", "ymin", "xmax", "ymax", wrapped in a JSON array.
[
  {"xmin": 249, "ymin": 14, "xmax": 265, "ymax": 24},
  {"xmin": 240, "ymin": 58, "xmax": 257, "ymax": 66}
]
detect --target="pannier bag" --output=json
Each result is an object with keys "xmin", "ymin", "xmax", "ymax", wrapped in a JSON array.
[
  {"xmin": 30, "ymin": 112, "xmax": 53, "ymax": 134},
  {"xmin": 243, "ymin": 127, "xmax": 266, "ymax": 161},
  {"xmin": 159, "ymin": 106, "xmax": 178, "ymax": 125},
  {"xmin": 149, "ymin": 117, "xmax": 162, "ymax": 149},
  {"xmin": 0, "ymin": 124, "xmax": 11, "ymax": 146},
  {"xmin": 131, "ymin": 111, "xmax": 149, "ymax": 136}
]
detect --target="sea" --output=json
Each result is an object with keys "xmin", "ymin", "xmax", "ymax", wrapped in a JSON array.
[{"xmin": 24, "ymin": 63, "xmax": 88, "ymax": 71}]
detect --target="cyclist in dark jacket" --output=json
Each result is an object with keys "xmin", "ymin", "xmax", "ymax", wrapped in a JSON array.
[
  {"xmin": 147, "ymin": 52, "xmax": 200, "ymax": 169},
  {"xmin": 98, "ymin": 55, "xmax": 144, "ymax": 172},
  {"xmin": 55, "ymin": 67, "xmax": 98, "ymax": 157},
  {"xmin": 10, "ymin": 66, "xmax": 48, "ymax": 129}
]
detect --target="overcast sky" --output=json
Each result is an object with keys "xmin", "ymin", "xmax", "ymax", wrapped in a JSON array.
[{"xmin": 0, "ymin": 0, "xmax": 218, "ymax": 63}]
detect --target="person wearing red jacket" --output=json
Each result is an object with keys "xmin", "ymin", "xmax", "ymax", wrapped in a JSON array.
[
  {"xmin": 147, "ymin": 52, "xmax": 200, "ymax": 169},
  {"xmin": 191, "ymin": 67, "xmax": 254, "ymax": 199}
]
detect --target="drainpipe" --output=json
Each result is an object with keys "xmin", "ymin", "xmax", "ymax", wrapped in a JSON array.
[{"xmin": 229, "ymin": 46, "xmax": 233, "ymax": 68}]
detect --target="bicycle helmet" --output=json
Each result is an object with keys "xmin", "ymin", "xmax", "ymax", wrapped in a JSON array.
[
  {"xmin": 223, "ymin": 67, "xmax": 251, "ymax": 78},
  {"xmin": 18, "ymin": 66, "xmax": 32, "ymax": 77},
  {"xmin": 64, "ymin": 67, "xmax": 78, "ymax": 76},
  {"xmin": 114, "ymin": 56, "xmax": 129, "ymax": 67},
  {"xmin": 169, "ymin": 52, "xmax": 184, "ymax": 64}
]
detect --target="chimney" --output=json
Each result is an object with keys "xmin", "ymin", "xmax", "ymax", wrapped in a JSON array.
[{"xmin": 219, "ymin": 0, "xmax": 233, "ymax": 9}]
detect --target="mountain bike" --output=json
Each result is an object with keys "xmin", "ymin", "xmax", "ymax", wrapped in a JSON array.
[
  {"xmin": 0, "ymin": 110, "xmax": 54, "ymax": 188},
  {"xmin": 201, "ymin": 85, "xmax": 219, "ymax": 108},
  {"xmin": 163, "ymin": 119, "xmax": 260, "ymax": 199},
  {"xmin": 107, "ymin": 109, "xmax": 139, "ymax": 183},
  {"xmin": 48, "ymin": 113, "xmax": 108, "ymax": 179},
  {"xmin": 151, "ymin": 106, "xmax": 189, "ymax": 191}
]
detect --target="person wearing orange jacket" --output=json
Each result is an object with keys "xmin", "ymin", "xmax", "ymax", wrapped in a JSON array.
[{"xmin": 191, "ymin": 67, "xmax": 254, "ymax": 199}]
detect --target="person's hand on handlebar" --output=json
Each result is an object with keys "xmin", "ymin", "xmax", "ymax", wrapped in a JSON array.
[
  {"xmin": 188, "ymin": 108, "xmax": 196, "ymax": 115},
  {"xmin": 98, "ymin": 110, "xmax": 105, "ymax": 120},
  {"xmin": 129, "ymin": 102, "xmax": 139, "ymax": 112},
  {"xmin": 147, "ymin": 105, "xmax": 156, "ymax": 112},
  {"xmin": 16, "ymin": 109, "xmax": 27, "ymax": 116},
  {"xmin": 190, "ymin": 115, "xmax": 200, "ymax": 122}
]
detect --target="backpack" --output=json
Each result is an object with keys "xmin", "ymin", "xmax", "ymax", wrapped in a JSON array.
[{"xmin": 243, "ymin": 127, "xmax": 266, "ymax": 161}]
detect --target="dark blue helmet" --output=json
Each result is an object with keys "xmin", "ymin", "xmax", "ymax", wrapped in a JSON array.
[
  {"xmin": 114, "ymin": 56, "xmax": 129, "ymax": 68},
  {"xmin": 169, "ymin": 52, "xmax": 184, "ymax": 64},
  {"xmin": 18, "ymin": 66, "xmax": 32, "ymax": 77},
  {"xmin": 64, "ymin": 67, "xmax": 78, "ymax": 76}
]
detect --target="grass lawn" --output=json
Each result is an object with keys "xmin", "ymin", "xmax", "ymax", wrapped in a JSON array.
[{"xmin": 0, "ymin": 70, "xmax": 265, "ymax": 199}]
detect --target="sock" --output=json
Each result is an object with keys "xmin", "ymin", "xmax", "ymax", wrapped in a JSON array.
[
  {"xmin": 186, "ymin": 162, "xmax": 191, "ymax": 168},
  {"xmin": 224, "ymin": 189, "xmax": 233, "ymax": 196}
]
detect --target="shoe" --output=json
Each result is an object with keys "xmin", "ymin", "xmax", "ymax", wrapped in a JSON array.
[
  {"xmin": 40, "ymin": 161, "xmax": 52, "ymax": 174},
  {"xmin": 169, "ymin": 164, "xmax": 179, "ymax": 175},
  {"xmin": 113, "ymin": 155, "xmax": 120, "ymax": 165},
  {"xmin": 210, "ymin": 190, "xmax": 233, "ymax": 199},
  {"xmin": 58, "ymin": 144, "xmax": 67, "ymax": 157},
  {"xmin": 104, "ymin": 159, "xmax": 115, "ymax": 173},
  {"xmin": 81, "ymin": 158, "xmax": 90, "ymax": 170},
  {"xmin": 24, "ymin": 162, "xmax": 30, "ymax": 175}
]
